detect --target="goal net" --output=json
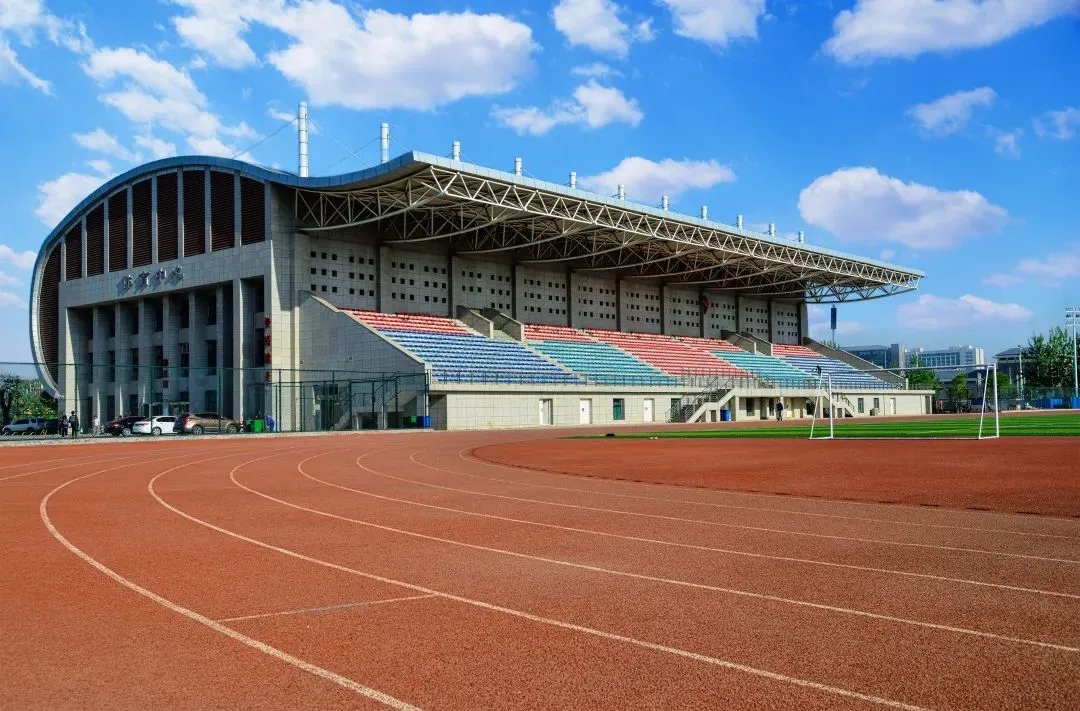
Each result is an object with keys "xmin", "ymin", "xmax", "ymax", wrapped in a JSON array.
[{"xmin": 809, "ymin": 363, "xmax": 1000, "ymax": 440}]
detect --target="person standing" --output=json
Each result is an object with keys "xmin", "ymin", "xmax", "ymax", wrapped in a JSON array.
[
  {"xmin": 775, "ymin": 399, "xmax": 785, "ymax": 422},
  {"xmin": 58, "ymin": 414, "xmax": 67, "ymax": 438},
  {"xmin": 68, "ymin": 411, "xmax": 79, "ymax": 439},
  {"xmin": 91, "ymin": 414, "xmax": 100, "ymax": 436}
]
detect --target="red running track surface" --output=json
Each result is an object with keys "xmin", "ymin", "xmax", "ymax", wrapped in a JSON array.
[{"xmin": 1, "ymin": 432, "xmax": 1078, "ymax": 710}]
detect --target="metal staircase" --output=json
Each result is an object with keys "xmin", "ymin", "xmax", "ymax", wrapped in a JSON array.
[{"xmin": 667, "ymin": 377, "xmax": 734, "ymax": 423}]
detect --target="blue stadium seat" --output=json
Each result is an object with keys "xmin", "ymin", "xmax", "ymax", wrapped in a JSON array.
[
  {"xmin": 530, "ymin": 339, "xmax": 679, "ymax": 386},
  {"xmin": 381, "ymin": 330, "xmax": 583, "ymax": 385},
  {"xmin": 713, "ymin": 351, "xmax": 815, "ymax": 386},
  {"xmin": 779, "ymin": 354, "xmax": 891, "ymax": 389}
]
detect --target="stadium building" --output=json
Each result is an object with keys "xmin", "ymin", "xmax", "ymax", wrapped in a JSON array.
[{"xmin": 29, "ymin": 119, "xmax": 931, "ymax": 430}]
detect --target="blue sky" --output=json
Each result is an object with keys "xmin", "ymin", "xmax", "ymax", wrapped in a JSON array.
[{"xmin": 0, "ymin": 0, "xmax": 1078, "ymax": 362}]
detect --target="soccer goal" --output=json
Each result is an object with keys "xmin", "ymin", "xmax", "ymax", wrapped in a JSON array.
[{"xmin": 809, "ymin": 363, "xmax": 1001, "ymax": 440}]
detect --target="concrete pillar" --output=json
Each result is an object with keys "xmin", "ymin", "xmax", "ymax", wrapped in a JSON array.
[
  {"xmin": 215, "ymin": 286, "xmax": 225, "ymax": 414},
  {"xmin": 659, "ymin": 283, "xmax": 667, "ymax": 335},
  {"xmin": 126, "ymin": 185, "xmax": 134, "ymax": 271},
  {"xmin": 177, "ymin": 170, "xmax": 185, "ymax": 260},
  {"xmin": 698, "ymin": 287, "xmax": 707, "ymax": 338},
  {"xmin": 80, "ymin": 217, "xmax": 88, "ymax": 278},
  {"xmin": 234, "ymin": 174, "xmax": 243, "ymax": 249},
  {"xmin": 231, "ymin": 278, "xmax": 246, "ymax": 420},
  {"xmin": 151, "ymin": 175, "xmax": 159, "ymax": 264},
  {"xmin": 204, "ymin": 169, "xmax": 213, "ymax": 255},
  {"xmin": 565, "ymin": 267, "xmax": 572, "ymax": 327},
  {"xmin": 798, "ymin": 301, "xmax": 809, "ymax": 343},
  {"xmin": 137, "ymin": 299, "xmax": 153, "ymax": 414},
  {"xmin": 736, "ymin": 294, "xmax": 746, "ymax": 333},
  {"xmin": 615, "ymin": 276, "xmax": 622, "ymax": 331},
  {"xmin": 187, "ymin": 291, "xmax": 202, "ymax": 411},
  {"xmin": 161, "ymin": 296, "xmax": 176, "ymax": 410},
  {"xmin": 103, "ymin": 196, "xmax": 110, "ymax": 274},
  {"xmin": 113, "ymin": 304, "xmax": 129, "ymax": 416},
  {"xmin": 510, "ymin": 263, "xmax": 519, "ymax": 321}
]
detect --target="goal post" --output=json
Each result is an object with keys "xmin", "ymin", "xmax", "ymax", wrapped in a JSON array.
[
  {"xmin": 807, "ymin": 363, "xmax": 1000, "ymax": 441},
  {"xmin": 808, "ymin": 372, "xmax": 834, "ymax": 440}
]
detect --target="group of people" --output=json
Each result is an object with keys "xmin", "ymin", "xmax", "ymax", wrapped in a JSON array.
[{"xmin": 56, "ymin": 412, "xmax": 100, "ymax": 438}]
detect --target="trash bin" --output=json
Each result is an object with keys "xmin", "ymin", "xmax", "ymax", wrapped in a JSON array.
[
  {"xmin": 251, "ymin": 418, "xmax": 265, "ymax": 434},
  {"xmin": 420, "ymin": 415, "xmax": 432, "ymax": 428},
  {"xmin": 720, "ymin": 408, "xmax": 731, "ymax": 422}
]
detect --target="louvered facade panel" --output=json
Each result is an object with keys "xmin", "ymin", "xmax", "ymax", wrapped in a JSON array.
[
  {"xmin": 64, "ymin": 225, "xmax": 82, "ymax": 280},
  {"xmin": 107, "ymin": 191, "xmax": 128, "ymax": 273},
  {"xmin": 210, "ymin": 171, "xmax": 235, "ymax": 252},
  {"xmin": 131, "ymin": 180, "xmax": 152, "ymax": 267},
  {"xmin": 183, "ymin": 170, "xmax": 206, "ymax": 256},
  {"xmin": 85, "ymin": 204, "xmax": 104, "ymax": 276},
  {"xmin": 38, "ymin": 248, "xmax": 61, "ymax": 382},
  {"xmin": 156, "ymin": 172, "xmax": 179, "ymax": 262},
  {"xmin": 239, "ymin": 177, "xmax": 265, "ymax": 245}
]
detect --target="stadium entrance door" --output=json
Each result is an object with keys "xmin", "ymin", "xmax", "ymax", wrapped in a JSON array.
[{"xmin": 579, "ymin": 399, "xmax": 592, "ymax": 424}]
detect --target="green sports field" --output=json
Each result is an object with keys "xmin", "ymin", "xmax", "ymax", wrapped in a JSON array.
[{"xmin": 590, "ymin": 412, "xmax": 1080, "ymax": 439}]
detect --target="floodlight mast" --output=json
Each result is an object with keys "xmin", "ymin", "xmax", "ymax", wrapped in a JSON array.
[{"xmin": 1067, "ymin": 307, "xmax": 1080, "ymax": 400}]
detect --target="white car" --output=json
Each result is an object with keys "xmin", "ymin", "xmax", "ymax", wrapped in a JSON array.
[{"xmin": 132, "ymin": 415, "xmax": 178, "ymax": 436}]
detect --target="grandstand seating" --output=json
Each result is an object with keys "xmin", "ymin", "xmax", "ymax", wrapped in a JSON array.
[
  {"xmin": 347, "ymin": 311, "xmax": 582, "ymax": 384},
  {"xmin": 710, "ymin": 350, "xmax": 815, "ymax": 386},
  {"xmin": 678, "ymin": 335, "xmax": 744, "ymax": 353},
  {"xmin": 772, "ymin": 344, "xmax": 890, "ymax": 389},
  {"xmin": 588, "ymin": 329, "xmax": 749, "ymax": 378},
  {"xmin": 526, "ymin": 325, "xmax": 678, "ymax": 385}
]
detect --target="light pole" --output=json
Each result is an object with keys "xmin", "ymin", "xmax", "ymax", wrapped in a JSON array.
[
  {"xmin": 1067, "ymin": 307, "xmax": 1080, "ymax": 401},
  {"xmin": 1017, "ymin": 345, "xmax": 1024, "ymax": 407}
]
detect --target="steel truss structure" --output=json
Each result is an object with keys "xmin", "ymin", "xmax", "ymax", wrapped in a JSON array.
[{"xmin": 294, "ymin": 155, "xmax": 923, "ymax": 303}]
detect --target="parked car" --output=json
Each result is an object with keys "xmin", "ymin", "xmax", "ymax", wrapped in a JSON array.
[
  {"xmin": 104, "ymin": 416, "xmax": 144, "ymax": 437},
  {"xmin": 132, "ymin": 415, "xmax": 179, "ymax": 436},
  {"xmin": 176, "ymin": 412, "xmax": 242, "ymax": 435},
  {"xmin": 2, "ymin": 417, "xmax": 50, "ymax": 435}
]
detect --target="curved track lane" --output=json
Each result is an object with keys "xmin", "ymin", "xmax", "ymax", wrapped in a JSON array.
[{"xmin": 3, "ymin": 431, "xmax": 1078, "ymax": 710}]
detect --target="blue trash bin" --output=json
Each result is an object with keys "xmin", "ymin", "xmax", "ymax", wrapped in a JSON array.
[
  {"xmin": 421, "ymin": 415, "xmax": 432, "ymax": 428},
  {"xmin": 720, "ymin": 408, "xmax": 731, "ymax": 422}
]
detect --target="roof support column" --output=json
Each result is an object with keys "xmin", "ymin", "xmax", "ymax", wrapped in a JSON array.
[
  {"xmin": 736, "ymin": 294, "xmax": 746, "ymax": 334},
  {"xmin": 659, "ymin": 283, "xmax": 667, "ymax": 335},
  {"xmin": 565, "ymin": 266, "xmax": 573, "ymax": 327},
  {"xmin": 698, "ymin": 287, "xmax": 706, "ymax": 338},
  {"xmin": 510, "ymin": 263, "xmax": 519, "ymax": 321},
  {"xmin": 151, "ymin": 175, "xmax": 159, "ymax": 264},
  {"xmin": 615, "ymin": 276, "xmax": 623, "ymax": 331},
  {"xmin": 798, "ymin": 301, "xmax": 809, "ymax": 344},
  {"xmin": 445, "ymin": 252, "xmax": 455, "ymax": 317},
  {"xmin": 176, "ymin": 170, "xmax": 185, "ymax": 260}
]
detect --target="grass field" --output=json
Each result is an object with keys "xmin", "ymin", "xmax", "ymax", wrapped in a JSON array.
[{"xmin": 588, "ymin": 412, "xmax": 1080, "ymax": 439}]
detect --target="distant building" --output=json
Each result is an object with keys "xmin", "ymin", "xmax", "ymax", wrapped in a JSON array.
[
  {"xmin": 907, "ymin": 345, "xmax": 985, "ymax": 369},
  {"xmin": 995, "ymin": 347, "xmax": 1025, "ymax": 384},
  {"xmin": 841, "ymin": 344, "xmax": 907, "ymax": 369}
]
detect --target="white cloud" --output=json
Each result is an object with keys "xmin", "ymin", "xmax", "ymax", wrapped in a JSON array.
[
  {"xmin": 824, "ymin": 0, "xmax": 1078, "ymax": 63},
  {"xmin": 579, "ymin": 156, "xmax": 736, "ymax": 201},
  {"xmin": 170, "ymin": 0, "xmax": 259, "ymax": 69},
  {"xmin": 0, "ymin": 244, "xmax": 37, "ymax": 270},
  {"xmin": 86, "ymin": 159, "xmax": 111, "ymax": 173},
  {"xmin": 897, "ymin": 294, "xmax": 1032, "ymax": 330},
  {"xmin": 906, "ymin": 87, "xmax": 996, "ymax": 135},
  {"xmin": 1015, "ymin": 244, "xmax": 1080, "ymax": 283},
  {"xmin": 797, "ymin": 167, "xmax": 1008, "ymax": 249},
  {"xmin": 134, "ymin": 133, "xmax": 177, "ymax": 160},
  {"xmin": 879, "ymin": 249, "xmax": 896, "ymax": 260},
  {"xmin": 493, "ymin": 81, "xmax": 643, "ymax": 135},
  {"xmin": 553, "ymin": 0, "xmax": 652, "ymax": 57},
  {"xmin": 570, "ymin": 62, "xmax": 620, "ymax": 78},
  {"xmin": 82, "ymin": 46, "xmax": 253, "ymax": 157},
  {"xmin": 0, "ymin": 36, "xmax": 49, "ymax": 91},
  {"xmin": 170, "ymin": 1, "xmax": 538, "ymax": 111},
  {"xmin": 0, "ymin": 291, "xmax": 27, "ymax": 309},
  {"xmin": 990, "ymin": 127, "xmax": 1022, "ymax": 157},
  {"xmin": 1033, "ymin": 106, "xmax": 1080, "ymax": 140},
  {"xmin": 659, "ymin": 0, "xmax": 767, "ymax": 48},
  {"xmin": 73, "ymin": 127, "xmax": 138, "ymax": 161},
  {"xmin": 982, "ymin": 272, "xmax": 1022, "ymax": 287},
  {"xmin": 0, "ymin": 0, "xmax": 92, "ymax": 92},
  {"xmin": 0, "ymin": 271, "xmax": 18, "ymax": 287},
  {"xmin": 33, "ymin": 167, "xmax": 114, "ymax": 227}
]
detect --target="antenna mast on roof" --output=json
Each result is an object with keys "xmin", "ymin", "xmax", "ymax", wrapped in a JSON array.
[{"xmin": 298, "ymin": 101, "xmax": 309, "ymax": 178}]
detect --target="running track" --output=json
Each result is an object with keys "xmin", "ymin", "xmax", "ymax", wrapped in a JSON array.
[{"xmin": 2, "ymin": 432, "xmax": 1078, "ymax": 710}]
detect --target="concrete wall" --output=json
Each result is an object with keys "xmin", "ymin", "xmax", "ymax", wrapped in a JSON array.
[{"xmin": 440, "ymin": 390, "xmax": 681, "ymax": 430}]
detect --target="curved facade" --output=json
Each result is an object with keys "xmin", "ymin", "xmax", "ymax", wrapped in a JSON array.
[{"xmin": 30, "ymin": 153, "xmax": 923, "ymax": 429}]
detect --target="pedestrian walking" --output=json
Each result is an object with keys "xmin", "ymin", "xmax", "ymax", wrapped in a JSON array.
[
  {"xmin": 68, "ymin": 411, "xmax": 79, "ymax": 439},
  {"xmin": 91, "ymin": 414, "xmax": 100, "ymax": 436},
  {"xmin": 775, "ymin": 399, "xmax": 785, "ymax": 422}
]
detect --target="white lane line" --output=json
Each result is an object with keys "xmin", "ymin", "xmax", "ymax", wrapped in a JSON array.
[
  {"xmin": 0, "ymin": 455, "xmax": 137, "ymax": 483},
  {"xmin": 219, "ymin": 594, "xmax": 437, "ymax": 623},
  {"xmin": 313, "ymin": 460, "xmax": 1079, "ymax": 600},
  {"xmin": 400, "ymin": 453, "xmax": 1080, "ymax": 565},
  {"xmin": 267, "ymin": 455, "xmax": 1078, "ymax": 653},
  {"xmin": 454, "ymin": 449, "xmax": 1080, "ymax": 541},
  {"xmin": 150, "ymin": 459, "xmax": 933, "ymax": 711},
  {"xmin": 41, "ymin": 450, "xmax": 422, "ymax": 711}
]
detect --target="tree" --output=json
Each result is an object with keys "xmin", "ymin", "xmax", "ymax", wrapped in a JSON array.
[
  {"xmin": 1024, "ymin": 327, "xmax": 1077, "ymax": 388},
  {"xmin": 995, "ymin": 370, "xmax": 1015, "ymax": 399},
  {"xmin": 0, "ymin": 375, "xmax": 55, "ymax": 425},
  {"xmin": 905, "ymin": 355, "xmax": 941, "ymax": 391},
  {"xmin": 948, "ymin": 373, "xmax": 972, "ymax": 403}
]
